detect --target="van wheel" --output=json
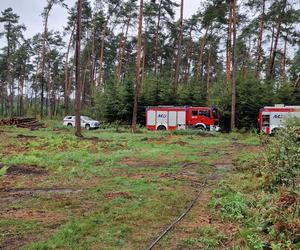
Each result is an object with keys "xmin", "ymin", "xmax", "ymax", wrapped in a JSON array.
[
  {"xmin": 67, "ymin": 123, "xmax": 73, "ymax": 128},
  {"xmin": 85, "ymin": 124, "xmax": 91, "ymax": 130},
  {"xmin": 157, "ymin": 125, "xmax": 166, "ymax": 131}
]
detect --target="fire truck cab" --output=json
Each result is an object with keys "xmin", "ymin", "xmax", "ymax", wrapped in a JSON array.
[
  {"xmin": 146, "ymin": 106, "xmax": 220, "ymax": 131},
  {"xmin": 259, "ymin": 104, "xmax": 300, "ymax": 134}
]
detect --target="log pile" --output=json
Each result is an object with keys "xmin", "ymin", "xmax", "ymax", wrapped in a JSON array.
[{"xmin": 0, "ymin": 117, "xmax": 45, "ymax": 130}]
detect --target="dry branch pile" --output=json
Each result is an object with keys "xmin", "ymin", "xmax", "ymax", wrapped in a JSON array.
[{"xmin": 0, "ymin": 117, "xmax": 45, "ymax": 130}]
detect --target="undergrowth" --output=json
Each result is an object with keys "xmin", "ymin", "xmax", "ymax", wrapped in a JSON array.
[{"xmin": 210, "ymin": 118, "xmax": 300, "ymax": 249}]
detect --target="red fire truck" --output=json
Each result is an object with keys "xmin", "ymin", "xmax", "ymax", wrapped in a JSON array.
[
  {"xmin": 259, "ymin": 104, "xmax": 300, "ymax": 134},
  {"xmin": 146, "ymin": 106, "xmax": 220, "ymax": 131}
]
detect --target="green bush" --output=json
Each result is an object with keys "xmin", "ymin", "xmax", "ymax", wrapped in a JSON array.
[
  {"xmin": 257, "ymin": 118, "xmax": 300, "ymax": 190},
  {"xmin": 209, "ymin": 186, "xmax": 250, "ymax": 220}
]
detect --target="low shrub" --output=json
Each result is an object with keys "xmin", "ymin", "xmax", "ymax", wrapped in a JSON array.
[
  {"xmin": 256, "ymin": 118, "xmax": 300, "ymax": 190},
  {"xmin": 209, "ymin": 186, "xmax": 250, "ymax": 220}
]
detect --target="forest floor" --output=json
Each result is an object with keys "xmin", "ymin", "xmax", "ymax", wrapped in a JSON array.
[{"xmin": 0, "ymin": 122, "xmax": 260, "ymax": 249}]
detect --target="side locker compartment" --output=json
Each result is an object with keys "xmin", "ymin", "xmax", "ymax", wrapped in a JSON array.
[
  {"xmin": 147, "ymin": 110, "xmax": 156, "ymax": 130},
  {"xmin": 168, "ymin": 111, "xmax": 177, "ymax": 130},
  {"xmin": 156, "ymin": 110, "xmax": 168, "ymax": 130},
  {"xmin": 177, "ymin": 111, "xmax": 186, "ymax": 130}
]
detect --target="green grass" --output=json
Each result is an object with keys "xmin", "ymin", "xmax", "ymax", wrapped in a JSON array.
[
  {"xmin": 182, "ymin": 226, "xmax": 225, "ymax": 250},
  {"xmin": 0, "ymin": 123, "xmax": 260, "ymax": 249}
]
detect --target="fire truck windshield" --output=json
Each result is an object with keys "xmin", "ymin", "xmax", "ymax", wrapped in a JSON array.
[{"xmin": 212, "ymin": 108, "xmax": 219, "ymax": 119}]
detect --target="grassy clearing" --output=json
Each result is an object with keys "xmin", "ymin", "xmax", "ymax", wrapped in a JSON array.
[{"xmin": 0, "ymin": 122, "xmax": 260, "ymax": 249}]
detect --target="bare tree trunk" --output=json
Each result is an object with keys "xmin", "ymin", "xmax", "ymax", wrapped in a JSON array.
[
  {"xmin": 97, "ymin": 22, "xmax": 107, "ymax": 88},
  {"xmin": 230, "ymin": 0, "xmax": 237, "ymax": 130},
  {"xmin": 40, "ymin": 6, "xmax": 52, "ymax": 119},
  {"xmin": 116, "ymin": 19, "xmax": 131, "ymax": 84},
  {"xmin": 174, "ymin": 0, "xmax": 184, "ymax": 86},
  {"xmin": 268, "ymin": 25, "xmax": 275, "ymax": 70},
  {"xmin": 255, "ymin": 0, "xmax": 265, "ymax": 77},
  {"xmin": 294, "ymin": 74, "xmax": 300, "ymax": 88},
  {"xmin": 184, "ymin": 27, "xmax": 194, "ymax": 84},
  {"xmin": 19, "ymin": 77, "xmax": 25, "ymax": 116},
  {"xmin": 206, "ymin": 44, "xmax": 212, "ymax": 95},
  {"xmin": 64, "ymin": 24, "xmax": 75, "ymax": 116},
  {"xmin": 242, "ymin": 37, "xmax": 251, "ymax": 78},
  {"xmin": 196, "ymin": 26, "xmax": 209, "ymax": 81},
  {"xmin": 142, "ymin": 33, "xmax": 147, "ymax": 84},
  {"xmin": 269, "ymin": 0, "xmax": 286, "ymax": 78},
  {"xmin": 81, "ymin": 57, "xmax": 89, "ymax": 107},
  {"xmin": 281, "ymin": 36, "xmax": 288, "ymax": 79},
  {"xmin": 9, "ymin": 81, "xmax": 14, "ymax": 118},
  {"xmin": 132, "ymin": 0, "xmax": 144, "ymax": 133},
  {"xmin": 55, "ymin": 90, "xmax": 60, "ymax": 116},
  {"xmin": 154, "ymin": 0, "xmax": 163, "ymax": 76},
  {"xmin": 75, "ymin": 0, "xmax": 83, "ymax": 137},
  {"xmin": 16, "ymin": 80, "xmax": 20, "ymax": 116},
  {"xmin": 226, "ymin": 3, "xmax": 233, "ymax": 89},
  {"xmin": 47, "ymin": 61, "xmax": 53, "ymax": 119},
  {"xmin": 6, "ymin": 30, "xmax": 13, "ymax": 118},
  {"xmin": 116, "ymin": 32, "xmax": 124, "ymax": 83}
]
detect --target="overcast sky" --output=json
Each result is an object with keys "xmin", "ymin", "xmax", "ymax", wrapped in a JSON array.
[{"xmin": 0, "ymin": 0, "xmax": 201, "ymax": 44}]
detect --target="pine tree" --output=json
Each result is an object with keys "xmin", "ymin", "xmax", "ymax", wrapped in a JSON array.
[
  {"xmin": 132, "ymin": 0, "xmax": 144, "ymax": 133},
  {"xmin": 75, "ymin": 0, "xmax": 83, "ymax": 137}
]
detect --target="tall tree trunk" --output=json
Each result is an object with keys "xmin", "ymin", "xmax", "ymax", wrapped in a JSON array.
[
  {"xmin": 64, "ymin": 23, "xmax": 75, "ymax": 116},
  {"xmin": 196, "ymin": 26, "xmax": 209, "ymax": 81},
  {"xmin": 97, "ymin": 22, "xmax": 107, "ymax": 88},
  {"xmin": 75, "ymin": 0, "xmax": 83, "ymax": 137},
  {"xmin": 230, "ymin": 0, "xmax": 237, "ymax": 130},
  {"xmin": 89, "ymin": 16, "xmax": 97, "ymax": 105},
  {"xmin": 6, "ymin": 24, "xmax": 13, "ymax": 118},
  {"xmin": 242, "ymin": 37, "xmax": 251, "ymax": 78},
  {"xmin": 9, "ymin": 81, "xmax": 14, "ymax": 118},
  {"xmin": 281, "ymin": 36, "xmax": 288, "ymax": 79},
  {"xmin": 207, "ymin": 44, "xmax": 212, "ymax": 95},
  {"xmin": 19, "ymin": 77, "xmax": 24, "ymax": 117},
  {"xmin": 184, "ymin": 27, "xmax": 194, "ymax": 84},
  {"xmin": 255, "ymin": 0, "xmax": 265, "ymax": 77},
  {"xmin": 226, "ymin": 3, "xmax": 233, "ymax": 89},
  {"xmin": 116, "ymin": 31, "xmax": 124, "ymax": 83},
  {"xmin": 294, "ymin": 74, "xmax": 300, "ymax": 88},
  {"xmin": 269, "ymin": 0, "xmax": 287, "ymax": 78},
  {"xmin": 268, "ymin": 25, "xmax": 275, "ymax": 75},
  {"xmin": 154, "ymin": 0, "xmax": 163, "ymax": 76},
  {"xmin": 81, "ymin": 57, "xmax": 89, "ymax": 107},
  {"xmin": 40, "ymin": 7, "xmax": 52, "ymax": 119},
  {"xmin": 174, "ymin": 0, "xmax": 184, "ymax": 86},
  {"xmin": 47, "ymin": 61, "xmax": 53, "ymax": 119},
  {"xmin": 142, "ymin": 33, "xmax": 147, "ymax": 84},
  {"xmin": 132, "ymin": 0, "xmax": 144, "ymax": 133},
  {"xmin": 116, "ymin": 19, "xmax": 130, "ymax": 84},
  {"xmin": 269, "ymin": 24, "xmax": 282, "ymax": 78}
]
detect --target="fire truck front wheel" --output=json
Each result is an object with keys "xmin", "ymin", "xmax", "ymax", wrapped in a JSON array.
[
  {"xmin": 195, "ymin": 125, "xmax": 206, "ymax": 131},
  {"xmin": 157, "ymin": 125, "xmax": 167, "ymax": 131}
]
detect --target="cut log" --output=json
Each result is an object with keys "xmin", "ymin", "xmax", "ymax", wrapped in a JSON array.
[{"xmin": 0, "ymin": 117, "xmax": 45, "ymax": 130}]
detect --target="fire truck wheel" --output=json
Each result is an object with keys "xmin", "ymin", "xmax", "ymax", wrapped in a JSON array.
[
  {"xmin": 195, "ymin": 125, "xmax": 205, "ymax": 131},
  {"xmin": 157, "ymin": 125, "xmax": 166, "ymax": 131},
  {"xmin": 271, "ymin": 128, "xmax": 281, "ymax": 136}
]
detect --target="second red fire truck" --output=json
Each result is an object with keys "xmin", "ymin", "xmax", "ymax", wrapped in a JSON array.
[{"xmin": 146, "ymin": 106, "xmax": 220, "ymax": 131}]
